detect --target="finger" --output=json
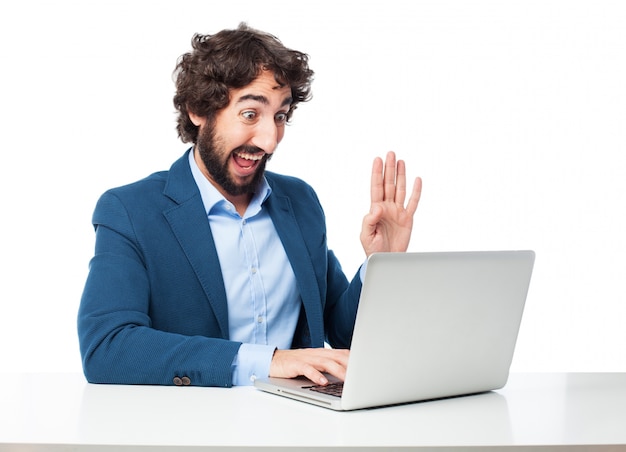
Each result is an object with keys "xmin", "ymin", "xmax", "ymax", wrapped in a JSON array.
[
  {"xmin": 383, "ymin": 151, "xmax": 397, "ymax": 201},
  {"xmin": 405, "ymin": 176, "xmax": 423, "ymax": 217},
  {"xmin": 307, "ymin": 351, "xmax": 350, "ymax": 384},
  {"xmin": 302, "ymin": 367, "xmax": 330, "ymax": 386},
  {"xmin": 370, "ymin": 156, "xmax": 384, "ymax": 204},
  {"xmin": 326, "ymin": 348, "xmax": 350, "ymax": 368},
  {"xmin": 360, "ymin": 204, "xmax": 383, "ymax": 251},
  {"xmin": 394, "ymin": 159, "xmax": 407, "ymax": 207},
  {"xmin": 362, "ymin": 204, "xmax": 383, "ymax": 229}
]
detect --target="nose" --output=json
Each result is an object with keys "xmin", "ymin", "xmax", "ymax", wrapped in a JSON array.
[{"xmin": 251, "ymin": 118, "xmax": 280, "ymax": 154}]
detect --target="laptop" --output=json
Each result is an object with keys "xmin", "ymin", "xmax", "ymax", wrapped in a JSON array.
[{"xmin": 254, "ymin": 250, "xmax": 535, "ymax": 410}]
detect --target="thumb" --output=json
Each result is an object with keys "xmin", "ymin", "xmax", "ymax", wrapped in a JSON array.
[
  {"xmin": 362, "ymin": 204, "xmax": 383, "ymax": 233},
  {"xmin": 369, "ymin": 203, "xmax": 383, "ymax": 221}
]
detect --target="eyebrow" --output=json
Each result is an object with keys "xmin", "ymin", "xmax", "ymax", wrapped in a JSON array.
[{"xmin": 236, "ymin": 94, "xmax": 293, "ymax": 108}]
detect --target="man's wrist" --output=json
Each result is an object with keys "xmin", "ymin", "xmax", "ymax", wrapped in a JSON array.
[{"xmin": 232, "ymin": 343, "xmax": 276, "ymax": 385}]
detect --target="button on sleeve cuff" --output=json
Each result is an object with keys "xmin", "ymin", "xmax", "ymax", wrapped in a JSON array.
[{"xmin": 231, "ymin": 343, "xmax": 276, "ymax": 386}]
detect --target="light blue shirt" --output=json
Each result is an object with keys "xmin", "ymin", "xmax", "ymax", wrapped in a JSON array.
[{"xmin": 189, "ymin": 151, "xmax": 301, "ymax": 385}]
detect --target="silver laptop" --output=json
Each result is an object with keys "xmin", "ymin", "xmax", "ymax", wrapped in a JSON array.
[{"xmin": 254, "ymin": 250, "xmax": 535, "ymax": 410}]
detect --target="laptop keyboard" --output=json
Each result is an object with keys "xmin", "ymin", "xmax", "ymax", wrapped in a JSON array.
[{"xmin": 307, "ymin": 382, "xmax": 344, "ymax": 397}]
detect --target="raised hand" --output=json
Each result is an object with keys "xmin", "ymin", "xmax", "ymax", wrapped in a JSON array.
[{"xmin": 360, "ymin": 151, "xmax": 422, "ymax": 256}]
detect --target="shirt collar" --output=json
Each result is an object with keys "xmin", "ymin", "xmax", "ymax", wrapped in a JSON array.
[{"xmin": 188, "ymin": 148, "xmax": 272, "ymax": 217}]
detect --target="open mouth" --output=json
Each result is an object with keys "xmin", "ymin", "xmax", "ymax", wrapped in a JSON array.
[{"xmin": 232, "ymin": 150, "xmax": 265, "ymax": 175}]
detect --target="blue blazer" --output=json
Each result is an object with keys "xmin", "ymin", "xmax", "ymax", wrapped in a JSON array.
[{"xmin": 78, "ymin": 151, "xmax": 362, "ymax": 387}]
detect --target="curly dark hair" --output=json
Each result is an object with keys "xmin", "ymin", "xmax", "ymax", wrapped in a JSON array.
[{"xmin": 173, "ymin": 23, "xmax": 314, "ymax": 143}]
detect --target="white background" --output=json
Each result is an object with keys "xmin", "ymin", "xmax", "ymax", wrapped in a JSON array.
[{"xmin": 0, "ymin": 0, "xmax": 624, "ymax": 374}]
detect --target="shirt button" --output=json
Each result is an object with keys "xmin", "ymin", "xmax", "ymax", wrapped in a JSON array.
[
  {"xmin": 173, "ymin": 377, "xmax": 183, "ymax": 386},
  {"xmin": 181, "ymin": 376, "xmax": 191, "ymax": 386},
  {"xmin": 257, "ymin": 316, "xmax": 264, "ymax": 323},
  {"xmin": 251, "ymin": 267, "xmax": 257, "ymax": 274}
]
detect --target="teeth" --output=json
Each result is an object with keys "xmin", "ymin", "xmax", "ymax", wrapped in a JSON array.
[{"xmin": 236, "ymin": 152, "xmax": 264, "ymax": 161}]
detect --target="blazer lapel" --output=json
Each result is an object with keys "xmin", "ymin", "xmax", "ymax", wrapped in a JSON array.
[
  {"xmin": 162, "ymin": 151, "xmax": 230, "ymax": 339},
  {"xmin": 265, "ymin": 193, "xmax": 325, "ymax": 346}
]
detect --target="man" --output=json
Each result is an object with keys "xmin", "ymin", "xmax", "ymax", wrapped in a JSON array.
[{"xmin": 77, "ymin": 23, "xmax": 422, "ymax": 387}]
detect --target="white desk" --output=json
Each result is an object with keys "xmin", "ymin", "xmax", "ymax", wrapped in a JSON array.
[{"xmin": 1, "ymin": 372, "xmax": 624, "ymax": 451}]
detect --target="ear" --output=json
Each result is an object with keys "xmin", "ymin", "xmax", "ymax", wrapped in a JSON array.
[{"xmin": 188, "ymin": 111, "xmax": 206, "ymax": 127}]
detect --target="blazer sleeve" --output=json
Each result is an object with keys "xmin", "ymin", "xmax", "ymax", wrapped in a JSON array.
[
  {"xmin": 77, "ymin": 191, "xmax": 241, "ymax": 387},
  {"xmin": 323, "ymin": 250, "xmax": 363, "ymax": 349}
]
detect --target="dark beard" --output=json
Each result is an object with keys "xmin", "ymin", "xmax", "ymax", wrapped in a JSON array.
[{"xmin": 196, "ymin": 123, "xmax": 270, "ymax": 197}]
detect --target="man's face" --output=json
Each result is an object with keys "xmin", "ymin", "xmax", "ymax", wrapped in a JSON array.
[{"xmin": 192, "ymin": 70, "xmax": 293, "ymax": 198}]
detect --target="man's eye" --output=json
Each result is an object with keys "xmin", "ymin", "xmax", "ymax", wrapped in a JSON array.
[
  {"xmin": 242, "ymin": 111, "xmax": 257, "ymax": 120},
  {"xmin": 275, "ymin": 113, "xmax": 288, "ymax": 124}
]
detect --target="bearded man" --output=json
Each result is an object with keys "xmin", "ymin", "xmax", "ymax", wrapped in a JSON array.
[{"xmin": 78, "ymin": 23, "xmax": 421, "ymax": 387}]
